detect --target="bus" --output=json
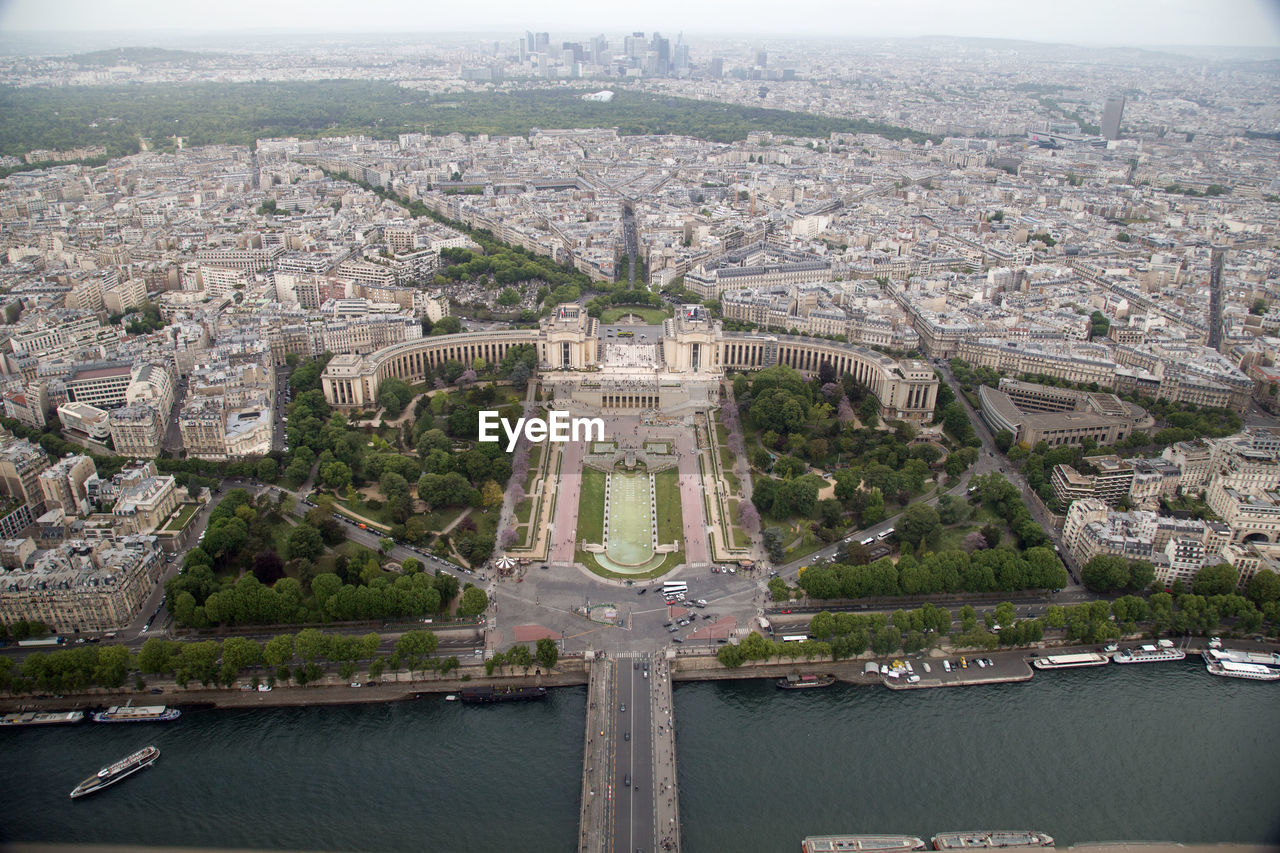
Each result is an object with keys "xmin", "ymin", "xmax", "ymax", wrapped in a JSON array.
[
  {"xmin": 18, "ymin": 637, "xmax": 65, "ymax": 648},
  {"xmin": 781, "ymin": 635, "xmax": 808, "ymax": 643},
  {"xmin": 661, "ymin": 582, "xmax": 688, "ymax": 594},
  {"xmin": 877, "ymin": 527, "xmax": 895, "ymax": 540}
]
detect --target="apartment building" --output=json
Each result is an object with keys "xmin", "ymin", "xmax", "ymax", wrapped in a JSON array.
[
  {"xmin": 102, "ymin": 277, "xmax": 148, "ymax": 315},
  {"xmin": 38, "ymin": 454, "xmax": 96, "ymax": 517},
  {"xmin": 979, "ymin": 384, "xmax": 1137, "ymax": 449},
  {"xmin": 112, "ymin": 472, "xmax": 178, "ymax": 535},
  {"xmin": 195, "ymin": 245, "xmax": 283, "ymax": 273},
  {"xmin": 0, "ymin": 535, "xmax": 164, "ymax": 633},
  {"xmin": 57, "ymin": 402, "xmax": 111, "ymax": 441},
  {"xmin": 2, "ymin": 385, "xmax": 47, "ymax": 429},
  {"xmin": 178, "ymin": 396, "xmax": 227, "ymax": 460},
  {"xmin": 200, "ymin": 265, "xmax": 249, "ymax": 299},
  {"xmin": 1205, "ymin": 481, "xmax": 1280, "ymax": 545},
  {"xmin": 1161, "ymin": 440, "xmax": 1213, "ymax": 495},
  {"xmin": 0, "ymin": 433, "xmax": 50, "ymax": 512},
  {"xmin": 108, "ymin": 404, "xmax": 165, "ymax": 459},
  {"xmin": 62, "ymin": 363, "xmax": 134, "ymax": 409}
]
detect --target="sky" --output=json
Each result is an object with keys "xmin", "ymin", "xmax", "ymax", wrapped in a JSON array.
[{"xmin": 0, "ymin": 0, "xmax": 1278, "ymax": 47}]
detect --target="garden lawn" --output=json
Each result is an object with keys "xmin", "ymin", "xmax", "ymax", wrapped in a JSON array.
[
  {"xmin": 654, "ymin": 468, "xmax": 683, "ymax": 543},
  {"xmin": 600, "ymin": 305, "xmax": 670, "ymax": 324},
  {"xmin": 577, "ymin": 467, "xmax": 607, "ymax": 545}
]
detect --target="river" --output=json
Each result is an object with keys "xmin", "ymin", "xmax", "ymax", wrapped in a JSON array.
[
  {"xmin": 676, "ymin": 661, "xmax": 1280, "ymax": 849},
  {"xmin": 0, "ymin": 689, "xmax": 586, "ymax": 851},
  {"xmin": 3, "ymin": 662, "xmax": 1278, "ymax": 851}
]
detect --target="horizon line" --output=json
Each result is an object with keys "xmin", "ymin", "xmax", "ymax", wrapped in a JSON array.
[{"xmin": 0, "ymin": 29, "xmax": 1277, "ymax": 51}]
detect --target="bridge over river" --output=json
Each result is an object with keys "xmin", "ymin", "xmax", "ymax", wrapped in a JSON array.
[{"xmin": 579, "ymin": 651, "xmax": 681, "ymax": 853}]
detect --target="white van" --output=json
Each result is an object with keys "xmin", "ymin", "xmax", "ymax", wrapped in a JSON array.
[{"xmin": 943, "ymin": 660, "xmax": 952, "ymax": 672}]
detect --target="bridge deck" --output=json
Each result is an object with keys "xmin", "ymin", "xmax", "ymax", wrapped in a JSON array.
[{"xmin": 579, "ymin": 656, "xmax": 613, "ymax": 853}]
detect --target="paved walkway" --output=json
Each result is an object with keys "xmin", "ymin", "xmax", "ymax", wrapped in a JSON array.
[
  {"xmin": 578, "ymin": 656, "xmax": 612, "ymax": 853},
  {"xmin": 674, "ymin": 428, "xmax": 709, "ymax": 567},
  {"xmin": 551, "ymin": 437, "xmax": 585, "ymax": 565},
  {"xmin": 651, "ymin": 653, "xmax": 681, "ymax": 852},
  {"xmin": 495, "ymin": 382, "xmax": 540, "ymax": 553}
]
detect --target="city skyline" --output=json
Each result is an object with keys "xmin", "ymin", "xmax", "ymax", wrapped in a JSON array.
[{"xmin": 1, "ymin": 0, "xmax": 1279, "ymax": 48}]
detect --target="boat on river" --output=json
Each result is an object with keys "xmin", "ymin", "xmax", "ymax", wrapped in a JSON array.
[
  {"xmin": 931, "ymin": 830, "xmax": 1054, "ymax": 849},
  {"xmin": 1032, "ymin": 652, "xmax": 1108, "ymax": 670},
  {"xmin": 1112, "ymin": 640, "xmax": 1186, "ymax": 664},
  {"xmin": 458, "ymin": 686, "xmax": 547, "ymax": 704},
  {"xmin": 0, "ymin": 710, "xmax": 84, "ymax": 726},
  {"xmin": 69, "ymin": 745, "xmax": 159, "ymax": 799},
  {"xmin": 777, "ymin": 673, "xmax": 836, "ymax": 689},
  {"xmin": 802, "ymin": 835, "xmax": 927, "ymax": 852},
  {"xmin": 91, "ymin": 704, "xmax": 180, "ymax": 723},
  {"xmin": 1202, "ymin": 649, "xmax": 1280, "ymax": 682}
]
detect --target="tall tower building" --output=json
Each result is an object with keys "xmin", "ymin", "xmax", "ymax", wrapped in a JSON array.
[
  {"xmin": 1208, "ymin": 246, "xmax": 1226, "ymax": 352},
  {"xmin": 1101, "ymin": 95, "xmax": 1125, "ymax": 141},
  {"xmin": 652, "ymin": 33, "xmax": 670, "ymax": 76}
]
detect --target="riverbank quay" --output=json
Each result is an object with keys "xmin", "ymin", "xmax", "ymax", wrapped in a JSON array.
[
  {"xmin": 0, "ymin": 661, "xmax": 590, "ymax": 714},
  {"xmin": 0, "ymin": 637, "xmax": 1256, "ymax": 714},
  {"xmin": 667, "ymin": 641, "xmax": 1204, "ymax": 691},
  {"xmin": 883, "ymin": 654, "xmax": 1033, "ymax": 690}
]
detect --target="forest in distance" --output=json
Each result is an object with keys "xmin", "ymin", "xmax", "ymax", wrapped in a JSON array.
[{"xmin": 0, "ymin": 80, "xmax": 936, "ymax": 164}]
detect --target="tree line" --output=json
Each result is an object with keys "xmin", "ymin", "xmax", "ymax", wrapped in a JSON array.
[
  {"xmin": 0, "ymin": 82, "xmax": 936, "ymax": 164},
  {"xmin": 0, "ymin": 628, "xmax": 460, "ymax": 694}
]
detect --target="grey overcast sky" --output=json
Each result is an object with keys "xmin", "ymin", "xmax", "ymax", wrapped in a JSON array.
[{"xmin": 0, "ymin": 0, "xmax": 1278, "ymax": 47}]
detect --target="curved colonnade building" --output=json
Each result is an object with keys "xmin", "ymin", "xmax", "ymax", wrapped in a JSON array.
[{"xmin": 321, "ymin": 304, "xmax": 940, "ymax": 422}]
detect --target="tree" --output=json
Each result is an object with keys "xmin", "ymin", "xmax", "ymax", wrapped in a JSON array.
[
  {"xmin": 717, "ymin": 643, "xmax": 745, "ymax": 668},
  {"xmin": 287, "ymin": 524, "xmax": 324, "ymax": 561},
  {"xmin": 1128, "ymin": 560, "xmax": 1155, "ymax": 592},
  {"xmin": 137, "ymin": 637, "xmax": 175, "ymax": 674},
  {"xmin": 320, "ymin": 461, "xmax": 352, "ymax": 491},
  {"xmin": 393, "ymin": 629, "xmax": 440, "ymax": 674},
  {"xmin": 1081, "ymin": 555, "xmax": 1131, "ymax": 593},
  {"xmin": 862, "ymin": 489, "xmax": 885, "ymax": 526},
  {"xmin": 762, "ymin": 527, "xmax": 786, "ymax": 563},
  {"xmin": 1192, "ymin": 563, "xmax": 1239, "ymax": 597},
  {"xmin": 263, "ymin": 634, "xmax": 295, "ymax": 668},
  {"xmin": 480, "ymin": 480, "xmax": 504, "ymax": 510},
  {"xmin": 379, "ymin": 537, "xmax": 395, "ymax": 555},
  {"xmin": 993, "ymin": 430, "xmax": 1014, "ymax": 453},
  {"xmin": 457, "ymin": 586, "xmax": 488, "ymax": 617},
  {"xmin": 251, "ymin": 456, "xmax": 278, "ymax": 482},
  {"xmin": 899, "ymin": 503, "xmax": 941, "ymax": 549},
  {"xmin": 809, "ymin": 611, "xmax": 836, "ymax": 640},
  {"xmin": 509, "ymin": 361, "xmax": 532, "ymax": 393},
  {"xmin": 1246, "ymin": 569, "xmax": 1280, "ymax": 607},
  {"xmin": 535, "ymin": 638, "xmax": 559, "ymax": 670},
  {"xmin": 936, "ymin": 494, "xmax": 967, "ymax": 525},
  {"xmin": 221, "ymin": 636, "xmax": 264, "ymax": 681},
  {"xmin": 252, "ymin": 550, "xmax": 285, "ymax": 584},
  {"xmin": 377, "ymin": 377, "xmax": 412, "ymax": 418},
  {"xmin": 750, "ymin": 388, "xmax": 807, "ymax": 434}
]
